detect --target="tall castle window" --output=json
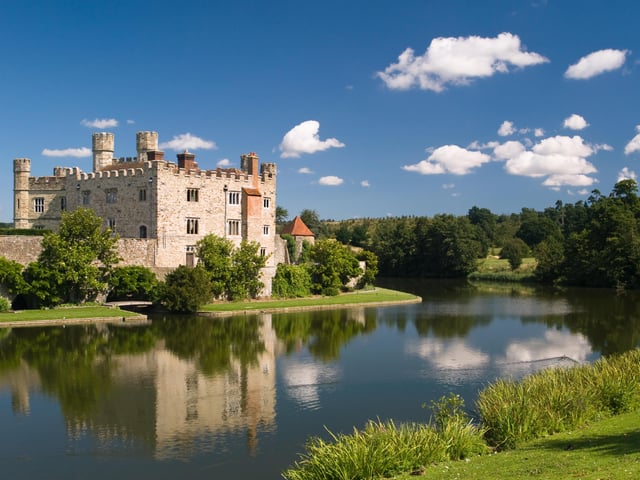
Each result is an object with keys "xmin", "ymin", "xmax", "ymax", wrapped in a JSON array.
[
  {"xmin": 187, "ymin": 218, "xmax": 199, "ymax": 235},
  {"xmin": 139, "ymin": 188, "xmax": 147, "ymax": 201},
  {"xmin": 106, "ymin": 189, "xmax": 118, "ymax": 204},
  {"xmin": 229, "ymin": 191, "xmax": 240, "ymax": 205},
  {"xmin": 187, "ymin": 188, "xmax": 199, "ymax": 202},
  {"xmin": 108, "ymin": 218, "xmax": 116, "ymax": 231},
  {"xmin": 263, "ymin": 197, "xmax": 271, "ymax": 208},
  {"xmin": 228, "ymin": 220, "xmax": 240, "ymax": 236},
  {"xmin": 82, "ymin": 191, "xmax": 90, "ymax": 205},
  {"xmin": 60, "ymin": 197, "xmax": 66, "ymax": 211},
  {"xmin": 139, "ymin": 225, "xmax": 147, "ymax": 238},
  {"xmin": 263, "ymin": 225, "xmax": 270, "ymax": 235},
  {"xmin": 260, "ymin": 247, "xmax": 267, "ymax": 257},
  {"xmin": 34, "ymin": 197, "xmax": 44, "ymax": 213}
]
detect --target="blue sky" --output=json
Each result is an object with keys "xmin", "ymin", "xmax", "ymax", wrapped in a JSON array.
[{"xmin": 2, "ymin": 0, "xmax": 640, "ymax": 223}]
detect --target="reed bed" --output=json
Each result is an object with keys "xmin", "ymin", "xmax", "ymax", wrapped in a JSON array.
[
  {"xmin": 283, "ymin": 395, "xmax": 487, "ymax": 480},
  {"xmin": 477, "ymin": 349, "xmax": 640, "ymax": 449},
  {"xmin": 283, "ymin": 349, "xmax": 640, "ymax": 480}
]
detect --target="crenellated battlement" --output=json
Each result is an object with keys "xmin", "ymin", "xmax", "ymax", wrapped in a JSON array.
[
  {"xmin": 28, "ymin": 175, "xmax": 66, "ymax": 189},
  {"xmin": 13, "ymin": 158, "xmax": 31, "ymax": 173}
]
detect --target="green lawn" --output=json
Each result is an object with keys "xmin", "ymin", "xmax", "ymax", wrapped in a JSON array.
[
  {"xmin": 0, "ymin": 305, "xmax": 141, "ymax": 323},
  {"xmin": 394, "ymin": 410, "xmax": 640, "ymax": 480},
  {"xmin": 200, "ymin": 287, "xmax": 421, "ymax": 313}
]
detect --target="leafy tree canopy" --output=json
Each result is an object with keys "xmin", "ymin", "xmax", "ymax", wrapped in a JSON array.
[{"xmin": 31, "ymin": 208, "xmax": 120, "ymax": 305}]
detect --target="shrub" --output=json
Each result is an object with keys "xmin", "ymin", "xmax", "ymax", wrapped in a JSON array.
[
  {"xmin": 157, "ymin": 266, "xmax": 212, "ymax": 313},
  {"xmin": 0, "ymin": 257, "xmax": 28, "ymax": 295},
  {"xmin": 107, "ymin": 266, "xmax": 158, "ymax": 301},
  {"xmin": 272, "ymin": 264, "xmax": 312, "ymax": 298},
  {"xmin": 0, "ymin": 297, "xmax": 10, "ymax": 312}
]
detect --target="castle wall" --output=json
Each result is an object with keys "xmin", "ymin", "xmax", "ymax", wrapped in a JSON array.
[{"xmin": 0, "ymin": 236, "xmax": 43, "ymax": 265}]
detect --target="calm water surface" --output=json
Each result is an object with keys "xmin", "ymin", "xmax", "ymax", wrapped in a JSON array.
[{"xmin": 1, "ymin": 279, "xmax": 639, "ymax": 479}]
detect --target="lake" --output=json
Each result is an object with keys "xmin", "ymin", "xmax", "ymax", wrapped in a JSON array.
[{"xmin": 1, "ymin": 279, "xmax": 639, "ymax": 479}]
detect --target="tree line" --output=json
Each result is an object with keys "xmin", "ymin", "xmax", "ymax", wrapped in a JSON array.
[{"xmin": 285, "ymin": 180, "xmax": 640, "ymax": 289}]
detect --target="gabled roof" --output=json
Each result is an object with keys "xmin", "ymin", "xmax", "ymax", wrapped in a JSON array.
[{"xmin": 281, "ymin": 216, "xmax": 315, "ymax": 237}]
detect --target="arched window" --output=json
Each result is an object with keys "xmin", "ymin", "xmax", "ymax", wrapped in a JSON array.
[{"xmin": 139, "ymin": 225, "xmax": 147, "ymax": 238}]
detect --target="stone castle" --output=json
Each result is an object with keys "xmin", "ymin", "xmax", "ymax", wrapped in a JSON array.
[{"xmin": 12, "ymin": 131, "xmax": 279, "ymax": 294}]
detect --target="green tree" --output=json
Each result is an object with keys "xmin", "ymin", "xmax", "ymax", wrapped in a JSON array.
[
  {"xmin": 228, "ymin": 241, "xmax": 267, "ymax": 300},
  {"xmin": 158, "ymin": 265, "xmax": 212, "ymax": 313},
  {"xmin": 30, "ymin": 208, "xmax": 120, "ymax": 305},
  {"xmin": 300, "ymin": 209, "xmax": 327, "ymax": 238},
  {"xmin": 276, "ymin": 206, "xmax": 289, "ymax": 230},
  {"xmin": 308, "ymin": 239, "xmax": 361, "ymax": 295},
  {"xmin": 356, "ymin": 250, "xmax": 379, "ymax": 287},
  {"xmin": 196, "ymin": 234, "xmax": 234, "ymax": 297},
  {"xmin": 500, "ymin": 238, "xmax": 529, "ymax": 270},
  {"xmin": 534, "ymin": 236, "xmax": 564, "ymax": 283},
  {"xmin": 419, "ymin": 215, "xmax": 481, "ymax": 277},
  {"xmin": 516, "ymin": 208, "xmax": 561, "ymax": 248},
  {"xmin": 196, "ymin": 234, "xmax": 267, "ymax": 299}
]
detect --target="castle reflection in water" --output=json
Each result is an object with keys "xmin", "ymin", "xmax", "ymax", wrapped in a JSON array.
[{"xmin": 0, "ymin": 313, "xmax": 287, "ymax": 459}]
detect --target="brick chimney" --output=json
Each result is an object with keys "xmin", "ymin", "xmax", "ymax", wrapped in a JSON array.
[
  {"xmin": 147, "ymin": 150, "xmax": 165, "ymax": 161},
  {"xmin": 240, "ymin": 152, "xmax": 259, "ymax": 187},
  {"xmin": 177, "ymin": 150, "xmax": 198, "ymax": 170}
]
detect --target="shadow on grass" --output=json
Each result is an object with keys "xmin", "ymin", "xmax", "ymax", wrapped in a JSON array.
[{"xmin": 537, "ymin": 429, "xmax": 640, "ymax": 456}]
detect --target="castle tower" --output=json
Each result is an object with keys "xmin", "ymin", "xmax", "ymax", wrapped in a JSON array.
[
  {"xmin": 92, "ymin": 132, "xmax": 115, "ymax": 171},
  {"xmin": 13, "ymin": 158, "xmax": 31, "ymax": 229},
  {"xmin": 136, "ymin": 131, "xmax": 159, "ymax": 162}
]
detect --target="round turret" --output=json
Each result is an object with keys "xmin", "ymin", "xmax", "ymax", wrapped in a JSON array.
[
  {"xmin": 92, "ymin": 132, "xmax": 115, "ymax": 171},
  {"xmin": 13, "ymin": 158, "xmax": 31, "ymax": 229},
  {"xmin": 136, "ymin": 131, "xmax": 158, "ymax": 162}
]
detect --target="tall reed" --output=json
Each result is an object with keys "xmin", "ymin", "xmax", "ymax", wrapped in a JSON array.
[{"xmin": 477, "ymin": 349, "xmax": 640, "ymax": 449}]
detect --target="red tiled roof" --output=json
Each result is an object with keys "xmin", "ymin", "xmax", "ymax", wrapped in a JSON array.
[
  {"xmin": 242, "ymin": 187, "xmax": 261, "ymax": 196},
  {"xmin": 281, "ymin": 216, "xmax": 315, "ymax": 237}
]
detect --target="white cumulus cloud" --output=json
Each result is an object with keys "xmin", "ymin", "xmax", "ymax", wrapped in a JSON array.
[
  {"xmin": 534, "ymin": 128, "xmax": 545, "ymax": 137},
  {"xmin": 498, "ymin": 120, "xmax": 516, "ymax": 136},
  {"xmin": 625, "ymin": 126, "xmax": 640, "ymax": 155},
  {"xmin": 618, "ymin": 167, "xmax": 637, "ymax": 182},
  {"xmin": 217, "ymin": 158, "xmax": 231, "ymax": 167},
  {"xmin": 298, "ymin": 167, "xmax": 314, "ymax": 174},
  {"xmin": 565, "ymin": 49, "xmax": 628, "ymax": 80},
  {"xmin": 279, "ymin": 120, "xmax": 345, "ymax": 158},
  {"xmin": 403, "ymin": 145, "xmax": 491, "ymax": 175},
  {"xmin": 494, "ymin": 135, "xmax": 599, "ymax": 188},
  {"xmin": 159, "ymin": 133, "xmax": 216, "ymax": 151},
  {"xmin": 360, "ymin": 180, "xmax": 370, "ymax": 187},
  {"xmin": 42, "ymin": 147, "xmax": 92, "ymax": 158},
  {"xmin": 377, "ymin": 32, "xmax": 548, "ymax": 92},
  {"xmin": 563, "ymin": 114, "xmax": 589, "ymax": 130},
  {"xmin": 81, "ymin": 118, "xmax": 118, "ymax": 129},
  {"xmin": 318, "ymin": 175, "xmax": 344, "ymax": 186}
]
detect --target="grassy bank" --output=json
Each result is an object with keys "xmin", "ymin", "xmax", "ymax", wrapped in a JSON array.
[
  {"xmin": 199, "ymin": 287, "xmax": 421, "ymax": 313},
  {"xmin": 396, "ymin": 409, "xmax": 640, "ymax": 479},
  {"xmin": 283, "ymin": 349, "xmax": 640, "ymax": 480},
  {"xmin": 0, "ymin": 305, "xmax": 142, "ymax": 324},
  {"xmin": 468, "ymin": 256, "xmax": 537, "ymax": 283}
]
